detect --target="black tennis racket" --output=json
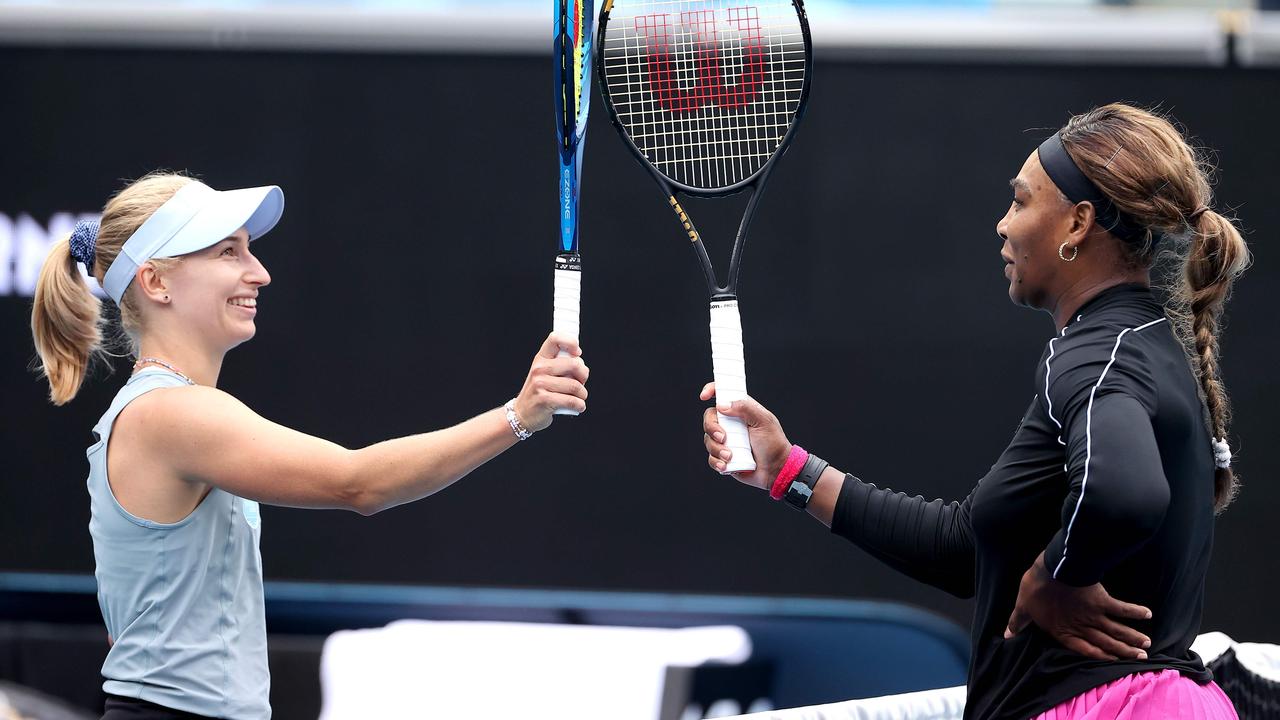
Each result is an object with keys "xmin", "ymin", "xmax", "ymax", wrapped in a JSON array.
[{"xmin": 597, "ymin": 0, "xmax": 812, "ymax": 472}]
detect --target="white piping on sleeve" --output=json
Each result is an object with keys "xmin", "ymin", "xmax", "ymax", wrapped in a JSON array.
[{"xmin": 1052, "ymin": 317, "xmax": 1167, "ymax": 581}]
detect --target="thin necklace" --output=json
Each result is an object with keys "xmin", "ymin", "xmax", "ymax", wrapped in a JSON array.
[{"xmin": 133, "ymin": 357, "xmax": 196, "ymax": 386}]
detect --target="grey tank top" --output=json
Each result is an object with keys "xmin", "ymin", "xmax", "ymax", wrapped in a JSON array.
[{"xmin": 87, "ymin": 368, "xmax": 270, "ymax": 719}]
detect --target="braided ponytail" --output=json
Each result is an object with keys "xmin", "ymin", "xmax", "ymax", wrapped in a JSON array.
[{"xmin": 1178, "ymin": 209, "xmax": 1249, "ymax": 511}]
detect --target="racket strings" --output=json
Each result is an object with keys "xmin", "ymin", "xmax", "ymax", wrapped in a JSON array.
[
  {"xmin": 602, "ymin": 0, "xmax": 806, "ymax": 190},
  {"xmin": 573, "ymin": 0, "xmax": 590, "ymax": 124},
  {"xmin": 559, "ymin": 0, "xmax": 592, "ymax": 154}
]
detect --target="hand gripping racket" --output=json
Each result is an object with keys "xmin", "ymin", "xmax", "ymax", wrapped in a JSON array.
[
  {"xmin": 597, "ymin": 0, "xmax": 812, "ymax": 471},
  {"xmin": 553, "ymin": 0, "xmax": 595, "ymax": 416}
]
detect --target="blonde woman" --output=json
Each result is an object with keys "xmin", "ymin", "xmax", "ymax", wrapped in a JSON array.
[
  {"xmin": 701, "ymin": 104, "xmax": 1246, "ymax": 719},
  {"xmin": 32, "ymin": 173, "xmax": 589, "ymax": 720}
]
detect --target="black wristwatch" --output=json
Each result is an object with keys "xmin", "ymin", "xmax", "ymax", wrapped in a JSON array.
[{"xmin": 783, "ymin": 454, "xmax": 829, "ymax": 511}]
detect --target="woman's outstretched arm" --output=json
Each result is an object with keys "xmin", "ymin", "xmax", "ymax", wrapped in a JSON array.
[{"xmin": 138, "ymin": 333, "xmax": 588, "ymax": 515}]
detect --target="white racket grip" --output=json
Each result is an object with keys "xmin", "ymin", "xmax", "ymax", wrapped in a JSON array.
[
  {"xmin": 709, "ymin": 300, "xmax": 756, "ymax": 473},
  {"xmin": 552, "ymin": 259, "xmax": 581, "ymax": 415}
]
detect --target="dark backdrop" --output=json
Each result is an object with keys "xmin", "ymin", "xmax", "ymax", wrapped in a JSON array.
[{"xmin": 1, "ymin": 47, "xmax": 1276, "ymax": 642}]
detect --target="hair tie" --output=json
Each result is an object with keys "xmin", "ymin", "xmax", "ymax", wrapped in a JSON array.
[
  {"xmin": 1212, "ymin": 437, "xmax": 1232, "ymax": 469},
  {"xmin": 68, "ymin": 220, "xmax": 100, "ymax": 271},
  {"xmin": 1187, "ymin": 205, "xmax": 1210, "ymax": 224}
]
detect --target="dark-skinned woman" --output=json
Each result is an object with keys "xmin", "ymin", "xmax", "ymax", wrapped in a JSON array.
[{"xmin": 700, "ymin": 103, "xmax": 1248, "ymax": 719}]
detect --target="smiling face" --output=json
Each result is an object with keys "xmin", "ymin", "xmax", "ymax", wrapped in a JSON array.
[
  {"xmin": 996, "ymin": 150, "xmax": 1076, "ymax": 311},
  {"xmin": 162, "ymin": 227, "xmax": 271, "ymax": 352}
]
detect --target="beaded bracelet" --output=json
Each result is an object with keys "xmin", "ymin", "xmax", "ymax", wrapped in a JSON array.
[{"xmin": 504, "ymin": 398, "xmax": 533, "ymax": 441}]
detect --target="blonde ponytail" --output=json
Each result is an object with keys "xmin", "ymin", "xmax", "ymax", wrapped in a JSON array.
[{"xmin": 31, "ymin": 235, "xmax": 103, "ymax": 405}]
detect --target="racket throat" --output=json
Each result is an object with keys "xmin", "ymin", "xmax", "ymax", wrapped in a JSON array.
[
  {"xmin": 669, "ymin": 189, "xmax": 758, "ymax": 295},
  {"xmin": 667, "ymin": 195, "xmax": 732, "ymax": 294}
]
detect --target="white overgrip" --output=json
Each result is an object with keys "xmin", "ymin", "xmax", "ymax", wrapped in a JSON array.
[
  {"xmin": 552, "ymin": 263, "xmax": 581, "ymax": 415},
  {"xmin": 709, "ymin": 299, "xmax": 756, "ymax": 473}
]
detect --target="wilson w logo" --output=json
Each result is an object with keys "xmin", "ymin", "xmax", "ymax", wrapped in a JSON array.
[{"xmin": 636, "ymin": 7, "xmax": 765, "ymax": 114}]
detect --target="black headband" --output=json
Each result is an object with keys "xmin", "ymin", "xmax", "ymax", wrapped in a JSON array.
[{"xmin": 1037, "ymin": 132, "xmax": 1149, "ymax": 245}]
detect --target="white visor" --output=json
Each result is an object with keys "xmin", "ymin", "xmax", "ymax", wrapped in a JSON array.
[{"xmin": 102, "ymin": 180, "xmax": 284, "ymax": 303}]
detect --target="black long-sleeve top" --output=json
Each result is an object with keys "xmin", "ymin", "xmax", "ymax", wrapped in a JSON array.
[{"xmin": 832, "ymin": 284, "xmax": 1217, "ymax": 720}]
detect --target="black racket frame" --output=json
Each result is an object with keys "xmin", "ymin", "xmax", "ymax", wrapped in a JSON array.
[{"xmin": 595, "ymin": 0, "xmax": 813, "ymax": 299}]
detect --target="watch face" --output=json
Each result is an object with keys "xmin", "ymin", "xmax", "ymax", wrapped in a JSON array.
[
  {"xmin": 784, "ymin": 480, "xmax": 814, "ymax": 510},
  {"xmin": 784, "ymin": 457, "xmax": 827, "ymax": 511}
]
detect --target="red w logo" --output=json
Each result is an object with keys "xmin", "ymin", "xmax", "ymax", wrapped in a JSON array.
[{"xmin": 636, "ymin": 7, "xmax": 766, "ymax": 114}]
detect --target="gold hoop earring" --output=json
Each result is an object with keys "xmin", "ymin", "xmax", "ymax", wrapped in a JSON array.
[{"xmin": 1059, "ymin": 242, "xmax": 1078, "ymax": 262}]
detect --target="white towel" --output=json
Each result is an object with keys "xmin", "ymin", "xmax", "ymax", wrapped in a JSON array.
[{"xmin": 320, "ymin": 620, "xmax": 752, "ymax": 720}]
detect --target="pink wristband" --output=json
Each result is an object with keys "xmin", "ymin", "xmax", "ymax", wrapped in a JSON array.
[{"xmin": 770, "ymin": 445, "xmax": 809, "ymax": 500}]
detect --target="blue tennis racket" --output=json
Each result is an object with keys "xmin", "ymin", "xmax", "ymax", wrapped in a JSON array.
[{"xmin": 552, "ymin": 0, "xmax": 594, "ymax": 413}]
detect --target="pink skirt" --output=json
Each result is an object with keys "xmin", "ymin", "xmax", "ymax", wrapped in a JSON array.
[{"xmin": 1032, "ymin": 669, "xmax": 1238, "ymax": 720}]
